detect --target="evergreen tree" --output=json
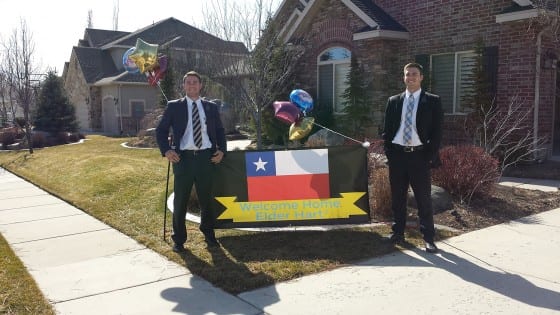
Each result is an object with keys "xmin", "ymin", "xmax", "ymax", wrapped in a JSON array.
[
  {"xmin": 34, "ymin": 71, "xmax": 79, "ymax": 132},
  {"xmin": 462, "ymin": 37, "xmax": 494, "ymax": 144},
  {"xmin": 339, "ymin": 55, "xmax": 373, "ymax": 137}
]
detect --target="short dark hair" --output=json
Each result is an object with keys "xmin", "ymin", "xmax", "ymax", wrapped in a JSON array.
[
  {"xmin": 183, "ymin": 71, "xmax": 202, "ymax": 83},
  {"xmin": 403, "ymin": 63, "xmax": 423, "ymax": 75}
]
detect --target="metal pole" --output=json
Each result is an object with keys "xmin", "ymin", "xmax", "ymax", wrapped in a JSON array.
[
  {"xmin": 163, "ymin": 159, "xmax": 170, "ymax": 241},
  {"xmin": 163, "ymin": 135, "xmax": 173, "ymax": 242}
]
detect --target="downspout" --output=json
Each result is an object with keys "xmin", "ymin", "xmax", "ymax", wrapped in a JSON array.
[
  {"xmin": 533, "ymin": 29, "xmax": 544, "ymax": 160},
  {"xmin": 118, "ymin": 84, "xmax": 123, "ymax": 135}
]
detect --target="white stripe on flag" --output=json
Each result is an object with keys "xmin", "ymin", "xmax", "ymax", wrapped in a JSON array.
[{"xmin": 274, "ymin": 149, "xmax": 329, "ymax": 175}]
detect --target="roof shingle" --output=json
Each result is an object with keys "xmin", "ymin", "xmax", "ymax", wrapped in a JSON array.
[{"xmin": 349, "ymin": 0, "xmax": 408, "ymax": 32}]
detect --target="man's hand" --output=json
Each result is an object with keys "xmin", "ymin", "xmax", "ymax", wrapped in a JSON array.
[
  {"xmin": 164, "ymin": 150, "xmax": 180, "ymax": 163},
  {"xmin": 211, "ymin": 150, "xmax": 224, "ymax": 164}
]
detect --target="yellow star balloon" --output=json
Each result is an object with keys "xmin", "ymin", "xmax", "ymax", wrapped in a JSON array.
[
  {"xmin": 128, "ymin": 38, "xmax": 159, "ymax": 73},
  {"xmin": 289, "ymin": 117, "xmax": 315, "ymax": 140}
]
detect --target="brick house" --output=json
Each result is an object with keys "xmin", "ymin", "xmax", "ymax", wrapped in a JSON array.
[
  {"xmin": 274, "ymin": 0, "xmax": 560, "ymax": 158},
  {"xmin": 62, "ymin": 18, "xmax": 248, "ymax": 135}
]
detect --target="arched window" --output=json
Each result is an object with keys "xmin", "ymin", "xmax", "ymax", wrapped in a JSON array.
[{"xmin": 317, "ymin": 47, "xmax": 351, "ymax": 113}]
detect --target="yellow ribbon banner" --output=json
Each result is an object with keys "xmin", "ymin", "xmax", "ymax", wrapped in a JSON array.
[{"xmin": 216, "ymin": 192, "xmax": 366, "ymax": 223}]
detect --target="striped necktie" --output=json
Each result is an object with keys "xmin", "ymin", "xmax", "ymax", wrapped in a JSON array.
[
  {"xmin": 191, "ymin": 101, "xmax": 202, "ymax": 149},
  {"xmin": 403, "ymin": 95, "xmax": 414, "ymax": 145}
]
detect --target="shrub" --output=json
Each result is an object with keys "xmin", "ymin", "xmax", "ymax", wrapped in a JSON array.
[
  {"xmin": 68, "ymin": 132, "xmax": 80, "ymax": 143},
  {"xmin": 366, "ymin": 139, "xmax": 392, "ymax": 221},
  {"xmin": 304, "ymin": 135, "xmax": 326, "ymax": 147},
  {"xmin": 31, "ymin": 132, "xmax": 47, "ymax": 148},
  {"xmin": 432, "ymin": 145, "xmax": 500, "ymax": 203},
  {"xmin": 56, "ymin": 132, "xmax": 71, "ymax": 144},
  {"xmin": 366, "ymin": 139, "xmax": 385, "ymax": 169},
  {"xmin": 369, "ymin": 167, "xmax": 392, "ymax": 221},
  {"xmin": 0, "ymin": 128, "xmax": 17, "ymax": 148}
]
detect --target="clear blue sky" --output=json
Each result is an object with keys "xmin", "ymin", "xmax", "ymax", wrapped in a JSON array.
[{"xmin": 0, "ymin": 0, "xmax": 281, "ymax": 73}]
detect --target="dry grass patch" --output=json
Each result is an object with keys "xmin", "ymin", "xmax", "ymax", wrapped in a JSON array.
[{"xmin": 0, "ymin": 234, "xmax": 55, "ymax": 315}]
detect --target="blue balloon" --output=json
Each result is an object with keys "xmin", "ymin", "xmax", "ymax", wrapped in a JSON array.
[
  {"xmin": 289, "ymin": 89, "xmax": 313, "ymax": 114},
  {"xmin": 122, "ymin": 47, "xmax": 139, "ymax": 74}
]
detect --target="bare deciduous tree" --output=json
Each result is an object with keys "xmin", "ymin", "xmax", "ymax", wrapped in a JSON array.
[
  {"xmin": 1, "ymin": 19, "xmax": 39, "ymax": 153},
  {"xmin": 87, "ymin": 9, "xmax": 93, "ymax": 28},
  {"xmin": 199, "ymin": 0, "xmax": 279, "ymax": 51},
  {"xmin": 531, "ymin": 0, "xmax": 560, "ymax": 35},
  {"xmin": 472, "ymin": 95, "xmax": 548, "ymax": 172},
  {"xmin": 113, "ymin": 0, "xmax": 120, "ymax": 31},
  {"xmin": 197, "ymin": 0, "xmax": 305, "ymax": 148},
  {"xmin": 0, "ymin": 70, "xmax": 21, "ymax": 127},
  {"xmin": 209, "ymin": 17, "xmax": 306, "ymax": 148}
]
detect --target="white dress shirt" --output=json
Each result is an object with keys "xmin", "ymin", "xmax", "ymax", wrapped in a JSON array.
[
  {"xmin": 392, "ymin": 89, "xmax": 423, "ymax": 146},
  {"xmin": 179, "ymin": 97, "xmax": 211, "ymax": 150}
]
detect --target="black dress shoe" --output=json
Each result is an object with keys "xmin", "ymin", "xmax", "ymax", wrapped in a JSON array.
[
  {"xmin": 387, "ymin": 233, "xmax": 405, "ymax": 243},
  {"xmin": 425, "ymin": 241, "xmax": 438, "ymax": 253},
  {"xmin": 172, "ymin": 244, "xmax": 187, "ymax": 253}
]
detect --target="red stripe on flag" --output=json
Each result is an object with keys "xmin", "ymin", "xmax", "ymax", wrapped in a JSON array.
[{"xmin": 247, "ymin": 174, "xmax": 330, "ymax": 201}]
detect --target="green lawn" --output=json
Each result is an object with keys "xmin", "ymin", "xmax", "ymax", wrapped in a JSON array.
[{"xmin": 0, "ymin": 135, "xmax": 446, "ymax": 310}]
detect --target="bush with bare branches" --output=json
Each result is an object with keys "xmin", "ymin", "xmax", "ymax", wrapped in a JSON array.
[
  {"xmin": 366, "ymin": 139, "xmax": 392, "ymax": 221},
  {"xmin": 469, "ymin": 95, "xmax": 548, "ymax": 172},
  {"xmin": 432, "ymin": 145, "xmax": 500, "ymax": 204}
]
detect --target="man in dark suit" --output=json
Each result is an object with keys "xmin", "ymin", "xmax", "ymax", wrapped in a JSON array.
[
  {"xmin": 156, "ymin": 71, "xmax": 226, "ymax": 253},
  {"xmin": 382, "ymin": 63, "xmax": 443, "ymax": 253}
]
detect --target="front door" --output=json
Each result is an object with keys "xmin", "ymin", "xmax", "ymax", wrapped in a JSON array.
[{"xmin": 102, "ymin": 98, "xmax": 119, "ymax": 135}]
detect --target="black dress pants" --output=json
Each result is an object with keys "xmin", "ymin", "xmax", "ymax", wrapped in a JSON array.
[
  {"xmin": 387, "ymin": 149, "xmax": 435, "ymax": 242},
  {"xmin": 171, "ymin": 149, "xmax": 215, "ymax": 246}
]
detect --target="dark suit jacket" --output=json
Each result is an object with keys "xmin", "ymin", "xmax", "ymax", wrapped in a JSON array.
[
  {"xmin": 382, "ymin": 90, "xmax": 443, "ymax": 167},
  {"xmin": 156, "ymin": 97, "xmax": 226, "ymax": 156}
]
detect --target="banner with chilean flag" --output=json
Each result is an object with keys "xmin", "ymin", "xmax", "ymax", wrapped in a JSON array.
[{"xmin": 209, "ymin": 146, "xmax": 369, "ymax": 228}]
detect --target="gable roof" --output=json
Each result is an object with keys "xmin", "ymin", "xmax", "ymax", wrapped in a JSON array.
[
  {"xmin": 496, "ymin": 1, "xmax": 540, "ymax": 23},
  {"xmin": 73, "ymin": 47, "xmax": 119, "ymax": 84},
  {"xmin": 347, "ymin": 0, "xmax": 407, "ymax": 32},
  {"xmin": 69, "ymin": 17, "xmax": 249, "ymax": 86},
  {"xmin": 82, "ymin": 29, "xmax": 131, "ymax": 48},
  {"xmin": 101, "ymin": 17, "xmax": 248, "ymax": 54},
  {"xmin": 277, "ymin": 0, "xmax": 408, "ymax": 42}
]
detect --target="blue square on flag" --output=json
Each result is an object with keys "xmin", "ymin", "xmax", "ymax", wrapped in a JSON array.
[{"xmin": 245, "ymin": 151, "xmax": 276, "ymax": 177}]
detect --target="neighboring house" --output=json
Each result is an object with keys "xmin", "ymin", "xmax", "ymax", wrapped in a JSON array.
[
  {"xmin": 274, "ymin": 0, "xmax": 560, "ymax": 158},
  {"xmin": 63, "ymin": 17, "xmax": 248, "ymax": 136}
]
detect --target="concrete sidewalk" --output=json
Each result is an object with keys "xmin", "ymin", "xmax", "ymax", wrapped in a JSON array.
[
  {"xmin": 240, "ymin": 209, "xmax": 560, "ymax": 314},
  {"xmin": 1, "ymin": 167, "xmax": 560, "ymax": 314},
  {"xmin": 0, "ymin": 168, "xmax": 260, "ymax": 315},
  {"xmin": 499, "ymin": 176, "xmax": 560, "ymax": 192}
]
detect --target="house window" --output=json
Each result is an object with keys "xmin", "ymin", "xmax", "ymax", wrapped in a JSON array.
[
  {"xmin": 318, "ymin": 47, "xmax": 351, "ymax": 113},
  {"xmin": 130, "ymin": 100, "xmax": 145, "ymax": 118},
  {"xmin": 431, "ymin": 51, "xmax": 477, "ymax": 114}
]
